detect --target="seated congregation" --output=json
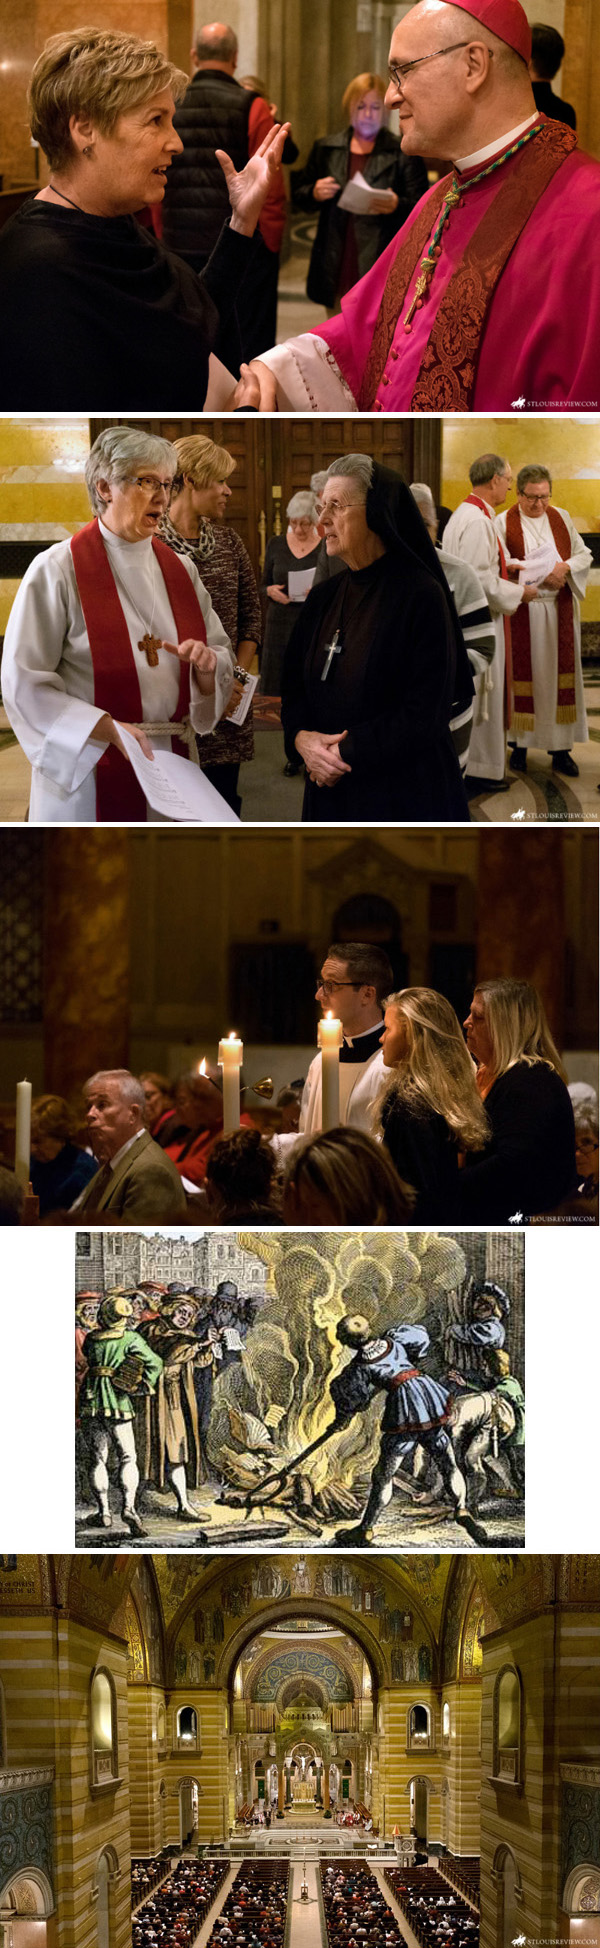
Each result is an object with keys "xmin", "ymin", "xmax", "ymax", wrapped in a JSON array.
[{"xmin": 4, "ymin": 965, "xmax": 593, "ymax": 1229}]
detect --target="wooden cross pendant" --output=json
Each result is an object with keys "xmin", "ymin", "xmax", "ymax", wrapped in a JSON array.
[
  {"xmin": 139, "ymin": 632, "xmax": 162, "ymax": 666},
  {"xmin": 321, "ymin": 629, "xmax": 342, "ymax": 681}
]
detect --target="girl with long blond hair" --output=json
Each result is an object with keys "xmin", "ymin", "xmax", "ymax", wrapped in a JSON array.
[{"xmin": 375, "ymin": 987, "xmax": 489, "ymax": 1222}]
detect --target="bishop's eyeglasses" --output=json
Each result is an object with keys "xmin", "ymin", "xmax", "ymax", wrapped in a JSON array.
[{"xmin": 388, "ymin": 41, "xmax": 480, "ymax": 88}]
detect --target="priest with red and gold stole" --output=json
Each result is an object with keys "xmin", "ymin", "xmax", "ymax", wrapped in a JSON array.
[
  {"xmin": 2, "ymin": 427, "xmax": 234, "ymax": 821},
  {"xmin": 251, "ymin": 0, "xmax": 600, "ymax": 413},
  {"xmin": 497, "ymin": 465, "xmax": 592, "ymax": 778}
]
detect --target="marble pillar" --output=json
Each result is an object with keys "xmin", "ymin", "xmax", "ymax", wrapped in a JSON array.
[
  {"xmin": 475, "ymin": 831, "xmax": 565, "ymax": 1045},
  {"xmin": 43, "ymin": 832, "xmax": 130, "ymax": 1093},
  {"xmin": 323, "ymin": 1765, "xmax": 330, "ymax": 1812}
]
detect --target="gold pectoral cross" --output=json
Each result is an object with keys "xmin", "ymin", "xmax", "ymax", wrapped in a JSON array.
[{"xmin": 139, "ymin": 632, "xmax": 162, "ymax": 666}]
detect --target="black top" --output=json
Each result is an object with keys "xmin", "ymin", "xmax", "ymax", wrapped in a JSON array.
[
  {"xmin": 281, "ymin": 553, "xmax": 471, "ymax": 822},
  {"xmin": 292, "ymin": 127, "xmax": 428, "ymax": 308},
  {"xmin": 162, "ymin": 70, "xmax": 257, "ymax": 260},
  {"xmin": 259, "ymin": 533, "xmax": 323, "ymax": 695},
  {"xmin": 380, "ymin": 1095, "xmax": 460, "ymax": 1223},
  {"xmin": 532, "ymin": 82, "xmax": 577, "ymax": 130},
  {"xmin": 455, "ymin": 1060, "xmax": 578, "ymax": 1223},
  {"xmin": 29, "ymin": 1142, "xmax": 98, "ymax": 1218},
  {"xmin": 0, "ymin": 199, "xmax": 255, "ymax": 410}
]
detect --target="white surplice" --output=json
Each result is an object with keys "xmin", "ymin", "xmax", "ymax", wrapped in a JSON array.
[
  {"xmin": 442, "ymin": 499, "xmax": 523, "ymax": 781},
  {"xmin": 2, "ymin": 519, "xmax": 234, "ymax": 821},
  {"xmin": 495, "ymin": 506, "xmax": 591, "ymax": 751}
]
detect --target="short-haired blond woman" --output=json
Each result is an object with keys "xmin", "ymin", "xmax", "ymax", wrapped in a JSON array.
[
  {"xmin": 376, "ymin": 987, "xmax": 489, "ymax": 1222},
  {"xmin": 160, "ymin": 435, "xmax": 262, "ymax": 813},
  {"xmin": 457, "ymin": 977, "xmax": 577, "ymax": 1222},
  {"xmin": 292, "ymin": 71, "xmax": 428, "ymax": 310},
  {"xmin": 0, "ymin": 26, "xmax": 288, "ymax": 410}
]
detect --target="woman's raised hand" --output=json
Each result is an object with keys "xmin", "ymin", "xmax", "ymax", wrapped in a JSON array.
[{"xmin": 217, "ymin": 122, "xmax": 290, "ymax": 235}]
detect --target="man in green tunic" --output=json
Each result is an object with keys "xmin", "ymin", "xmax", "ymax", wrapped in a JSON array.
[{"xmin": 79, "ymin": 1292, "xmax": 163, "ymax": 1534}]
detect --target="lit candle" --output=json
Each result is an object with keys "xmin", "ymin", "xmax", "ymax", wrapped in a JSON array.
[
  {"xmin": 317, "ymin": 1012, "xmax": 343, "ymax": 1130},
  {"xmin": 15, "ymin": 1078, "xmax": 32, "ymax": 1189},
  {"xmin": 218, "ymin": 1033, "xmax": 243, "ymax": 1134}
]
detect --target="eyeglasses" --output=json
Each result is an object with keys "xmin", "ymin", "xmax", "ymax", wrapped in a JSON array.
[
  {"xmin": 127, "ymin": 475, "xmax": 174, "ymax": 494},
  {"xmin": 388, "ymin": 40, "xmax": 480, "ymax": 88},
  {"xmin": 315, "ymin": 498, "xmax": 363, "ymax": 518},
  {"xmin": 317, "ymin": 977, "xmax": 359, "ymax": 995},
  {"xmin": 521, "ymin": 490, "xmax": 551, "ymax": 504}
]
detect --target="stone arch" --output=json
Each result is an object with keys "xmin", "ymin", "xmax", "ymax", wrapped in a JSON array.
[
  {"xmin": 405, "ymin": 1774, "xmax": 437, "ymax": 1845},
  {"xmin": 563, "ymin": 1866, "xmax": 600, "ymax": 1914},
  {"xmin": 215, "ymin": 1599, "xmax": 386, "ymax": 1700},
  {"xmin": 407, "ymin": 1703, "xmax": 433, "ymax": 1750},
  {"xmin": 0, "ymin": 1869, "xmax": 54, "ymax": 1916}
]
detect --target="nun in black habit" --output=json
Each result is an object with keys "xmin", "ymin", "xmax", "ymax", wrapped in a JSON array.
[{"xmin": 281, "ymin": 455, "xmax": 473, "ymax": 823}]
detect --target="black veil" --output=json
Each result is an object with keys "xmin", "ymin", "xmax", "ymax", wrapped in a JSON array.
[{"xmin": 365, "ymin": 460, "xmax": 474, "ymax": 707}]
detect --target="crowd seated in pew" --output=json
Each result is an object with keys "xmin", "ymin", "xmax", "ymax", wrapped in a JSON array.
[
  {"xmin": 132, "ymin": 1855, "xmax": 176, "ymax": 1909},
  {"xmin": 439, "ymin": 1857, "xmax": 480, "ymax": 1910},
  {"xmin": 321, "ymin": 1860, "xmax": 407, "ymax": 1948},
  {"xmin": 132, "ymin": 1857, "xmax": 229, "ymax": 1948},
  {"xmin": 384, "ymin": 1866, "xmax": 479, "ymax": 1948},
  {"xmin": 206, "ymin": 1860, "xmax": 289, "ymax": 1948}
]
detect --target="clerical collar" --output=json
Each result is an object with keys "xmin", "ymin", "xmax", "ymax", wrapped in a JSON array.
[
  {"xmin": 98, "ymin": 516, "xmax": 153, "ymax": 558},
  {"xmin": 456, "ymin": 112, "xmax": 539, "ymax": 175},
  {"xmin": 340, "ymin": 1021, "xmax": 384, "ymax": 1065}
]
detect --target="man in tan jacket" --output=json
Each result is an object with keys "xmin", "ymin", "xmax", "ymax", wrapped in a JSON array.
[{"xmin": 76, "ymin": 1070, "xmax": 187, "ymax": 1220}]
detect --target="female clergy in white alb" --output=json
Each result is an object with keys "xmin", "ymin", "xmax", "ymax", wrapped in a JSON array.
[{"xmin": 2, "ymin": 427, "xmax": 235, "ymax": 821}]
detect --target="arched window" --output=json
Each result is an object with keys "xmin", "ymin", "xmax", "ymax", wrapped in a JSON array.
[
  {"xmin": 176, "ymin": 1705, "xmax": 198, "ymax": 1750},
  {"xmin": 492, "ymin": 1666, "xmax": 523, "ymax": 1785},
  {"xmin": 90, "ymin": 1670, "xmax": 118, "ymax": 1786},
  {"xmin": 442, "ymin": 1702, "xmax": 451, "ymax": 1744},
  {"xmin": 156, "ymin": 1704, "xmax": 166, "ymax": 1750},
  {"xmin": 408, "ymin": 1704, "xmax": 431, "ymax": 1750}
]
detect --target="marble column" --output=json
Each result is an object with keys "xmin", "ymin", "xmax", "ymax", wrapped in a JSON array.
[
  {"xmin": 43, "ymin": 832, "xmax": 130, "ymax": 1093},
  {"xmin": 277, "ymin": 1767, "xmax": 284, "ymax": 1816},
  {"xmin": 475, "ymin": 831, "xmax": 565, "ymax": 1045},
  {"xmin": 323, "ymin": 1764, "xmax": 330, "ymax": 1812}
]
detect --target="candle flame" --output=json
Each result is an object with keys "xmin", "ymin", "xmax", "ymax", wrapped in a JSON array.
[
  {"xmin": 198, "ymin": 1058, "xmax": 207, "ymax": 1075},
  {"xmin": 228, "ymin": 1031, "xmax": 237, "ymax": 1041},
  {"xmin": 325, "ymin": 1010, "xmax": 333, "ymax": 1021}
]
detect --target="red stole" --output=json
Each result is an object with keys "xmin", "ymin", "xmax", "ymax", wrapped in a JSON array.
[
  {"xmin": 70, "ymin": 519, "xmax": 207, "ymax": 821},
  {"xmin": 505, "ymin": 504, "xmax": 576, "ymax": 730},
  {"xmin": 358, "ymin": 119, "xmax": 577, "ymax": 411},
  {"xmin": 465, "ymin": 494, "xmax": 512, "ymax": 720}
]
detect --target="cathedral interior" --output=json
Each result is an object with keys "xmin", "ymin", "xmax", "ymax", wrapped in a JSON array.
[
  {"xmin": 0, "ymin": 828, "xmax": 597, "ymax": 1105},
  {"xmin": 1, "ymin": 1554, "xmax": 600, "ymax": 1948}
]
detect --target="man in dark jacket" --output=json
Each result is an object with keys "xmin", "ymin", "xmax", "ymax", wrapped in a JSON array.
[
  {"xmin": 529, "ymin": 24, "xmax": 577, "ymax": 130},
  {"xmin": 161, "ymin": 20, "xmax": 286, "ymax": 369}
]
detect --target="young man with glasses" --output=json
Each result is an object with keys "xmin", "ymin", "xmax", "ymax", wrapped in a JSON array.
[
  {"xmin": 496, "ymin": 465, "xmax": 592, "ymax": 778},
  {"xmin": 277, "ymin": 942, "xmax": 392, "ymax": 1149},
  {"xmin": 249, "ymin": 0, "xmax": 600, "ymax": 413}
]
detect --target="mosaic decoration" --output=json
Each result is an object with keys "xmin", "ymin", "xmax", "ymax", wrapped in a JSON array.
[
  {"xmin": 562, "ymin": 1782, "xmax": 600, "ymax": 1881},
  {"xmin": 254, "ymin": 1649, "xmax": 353, "ymax": 1704},
  {"xmin": 125, "ymin": 1595, "xmax": 146, "ymax": 1684},
  {"xmin": 0, "ymin": 1782, "xmax": 53, "ymax": 1903}
]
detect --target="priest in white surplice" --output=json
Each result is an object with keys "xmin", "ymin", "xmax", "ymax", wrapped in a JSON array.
[
  {"xmin": 2, "ymin": 427, "xmax": 234, "ymax": 822},
  {"xmin": 272, "ymin": 942, "xmax": 391, "ymax": 1164},
  {"xmin": 496, "ymin": 464, "xmax": 592, "ymax": 778},
  {"xmin": 443, "ymin": 453, "xmax": 541, "ymax": 792}
]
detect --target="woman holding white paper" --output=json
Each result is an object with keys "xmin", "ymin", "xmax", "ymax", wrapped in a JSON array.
[
  {"xmin": 259, "ymin": 492, "xmax": 322, "ymax": 701},
  {"xmin": 2, "ymin": 426, "xmax": 234, "ymax": 823},
  {"xmin": 292, "ymin": 72, "xmax": 428, "ymax": 312}
]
